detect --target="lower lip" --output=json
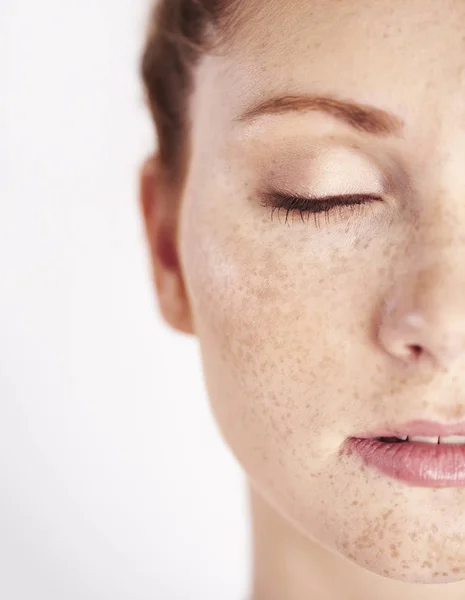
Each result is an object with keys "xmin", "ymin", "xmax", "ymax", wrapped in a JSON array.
[{"xmin": 346, "ymin": 437, "xmax": 465, "ymax": 487}]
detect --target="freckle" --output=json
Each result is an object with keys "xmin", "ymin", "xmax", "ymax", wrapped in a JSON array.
[
  {"xmin": 433, "ymin": 572, "xmax": 440, "ymax": 577},
  {"xmin": 390, "ymin": 544, "xmax": 400, "ymax": 558},
  {"xmin": 442, "ymin": 572, "xmax": 448, "ymax": 576},
  {"xmin": 422, "ymin": 561, "xmax": 432, "ymax": 568},
  {"xmin": 352, "ymin": 500, "xmax": 358, "ymax": 505}
]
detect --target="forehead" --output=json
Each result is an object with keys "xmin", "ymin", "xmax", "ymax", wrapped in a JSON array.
[{"xmin": 192, "ymin": 0, "xmax": 465, "ymax": 132}]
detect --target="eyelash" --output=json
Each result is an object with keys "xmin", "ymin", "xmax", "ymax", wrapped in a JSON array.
[{"xmin": 260, "ymin": 191, "xmax": 382, "ymax": 229}]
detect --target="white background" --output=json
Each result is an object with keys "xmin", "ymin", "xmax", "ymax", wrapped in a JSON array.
[{"xmin": 2, "ymin": 1, "xmax": 250, "ymax": 598}]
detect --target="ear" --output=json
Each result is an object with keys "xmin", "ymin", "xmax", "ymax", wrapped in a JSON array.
[{"xmin": 138, "ymin": 154, "xmax": 195, "ymax": 335}]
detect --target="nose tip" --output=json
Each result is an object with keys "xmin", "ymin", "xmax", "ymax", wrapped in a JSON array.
[{"xmin": 377, "ymin": 304, "xmax": 465, "ymax": 372}]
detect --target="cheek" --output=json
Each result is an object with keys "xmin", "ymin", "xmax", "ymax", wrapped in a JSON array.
[{"xmin": 179, "ymin": 195, "xmax": 370, "ymax": 502}]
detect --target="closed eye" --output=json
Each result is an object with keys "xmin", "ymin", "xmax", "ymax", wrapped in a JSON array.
[{"xmin": 259, "ymin": 191, "xmax": 383, "ymax": 229}]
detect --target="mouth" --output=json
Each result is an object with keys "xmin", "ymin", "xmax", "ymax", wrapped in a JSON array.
[
  {"xmin": 344, "ymin": 420, "xmax": 465, "ymax": 487},
  {"xmin": 374, "ymin": 435, "xmax": 465, "ymax": 444}
]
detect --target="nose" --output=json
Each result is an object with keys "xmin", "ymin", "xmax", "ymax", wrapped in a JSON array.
[{"xmin": 377, "ymin": 257, "xmax": 465, "ymax": 372}]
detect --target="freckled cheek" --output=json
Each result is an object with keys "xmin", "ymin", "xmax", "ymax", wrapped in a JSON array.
[
  {"xmin": 180, "ymin": 221, "xmax": 353, "ymax": 457},
  {"xmin": 183, "ymin": 244, "xmax": 327, "ymax": 493},
  {"xmin": 184, "ymin": 231, "xmax": 291, "ymax": 377}
]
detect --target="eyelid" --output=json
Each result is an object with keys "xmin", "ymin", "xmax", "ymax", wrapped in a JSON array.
[
  {"xmin": 264, "ymin": 190, "xmax": 383, "ymax": 204},
  {"xmin": 260, "ymin": 191, "xmax": 383, "ymax": 215},
  {"xmin": 264, "ymin": 145, "xmax": 389, "ymax": 198},
  {"xmin": 259, "ymin": 189, "xmax": 384, "ymax": 229}
]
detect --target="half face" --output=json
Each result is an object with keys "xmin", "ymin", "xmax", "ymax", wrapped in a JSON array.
[{"xmin": 170, "ymin": 0, "xmax": 465, "ymax": 584}]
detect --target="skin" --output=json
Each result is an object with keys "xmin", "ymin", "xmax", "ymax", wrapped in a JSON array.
[{"xmin": 139, "ymin": 0, "xmax": 465, "ymax": 597}]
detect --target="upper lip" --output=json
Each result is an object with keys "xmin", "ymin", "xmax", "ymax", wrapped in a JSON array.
[{"xmin": 355, "ymin": 420, "xmax": 465, "ymax": 438}]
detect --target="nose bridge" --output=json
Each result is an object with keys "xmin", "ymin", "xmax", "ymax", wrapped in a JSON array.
[{"xmin": 408, "ymin": 249, "xmax": 465, "ymax": 332}]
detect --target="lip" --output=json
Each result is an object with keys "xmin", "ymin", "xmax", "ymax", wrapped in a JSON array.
[
  {"xmin": 345, "ymin": 436, "xmax": 465, "ymax": 487},
  {"xmin": 345, "ymin": 419, "xmax": 465, "ymax": 487},
  {"xmin": 355, "ymin": 419, "xmax": 465, "ymax": 439}
]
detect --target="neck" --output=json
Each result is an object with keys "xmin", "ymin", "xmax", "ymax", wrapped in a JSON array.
[{"xmin": 247, "ymin": 481, "xmax": 465, "ymax": 600}]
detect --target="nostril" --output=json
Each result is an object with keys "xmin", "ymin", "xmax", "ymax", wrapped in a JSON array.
[{"xmin": 408, "ymin": 344, "xmax": 423, "ymax": 358}]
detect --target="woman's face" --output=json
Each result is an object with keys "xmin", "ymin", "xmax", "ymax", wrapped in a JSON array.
[{"xmin": 163, "ymin": 0, "xmax": 465, "ymax": 583}]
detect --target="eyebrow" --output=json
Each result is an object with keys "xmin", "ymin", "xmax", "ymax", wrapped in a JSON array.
[{"xmin": 234, "ymin": 93, "xmax": 405, "ymax": 137}]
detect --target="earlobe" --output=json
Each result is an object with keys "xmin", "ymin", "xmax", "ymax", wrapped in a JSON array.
[{"xmin": 138, "ymin": 154, "xmax": 195, "ymax": 336}]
